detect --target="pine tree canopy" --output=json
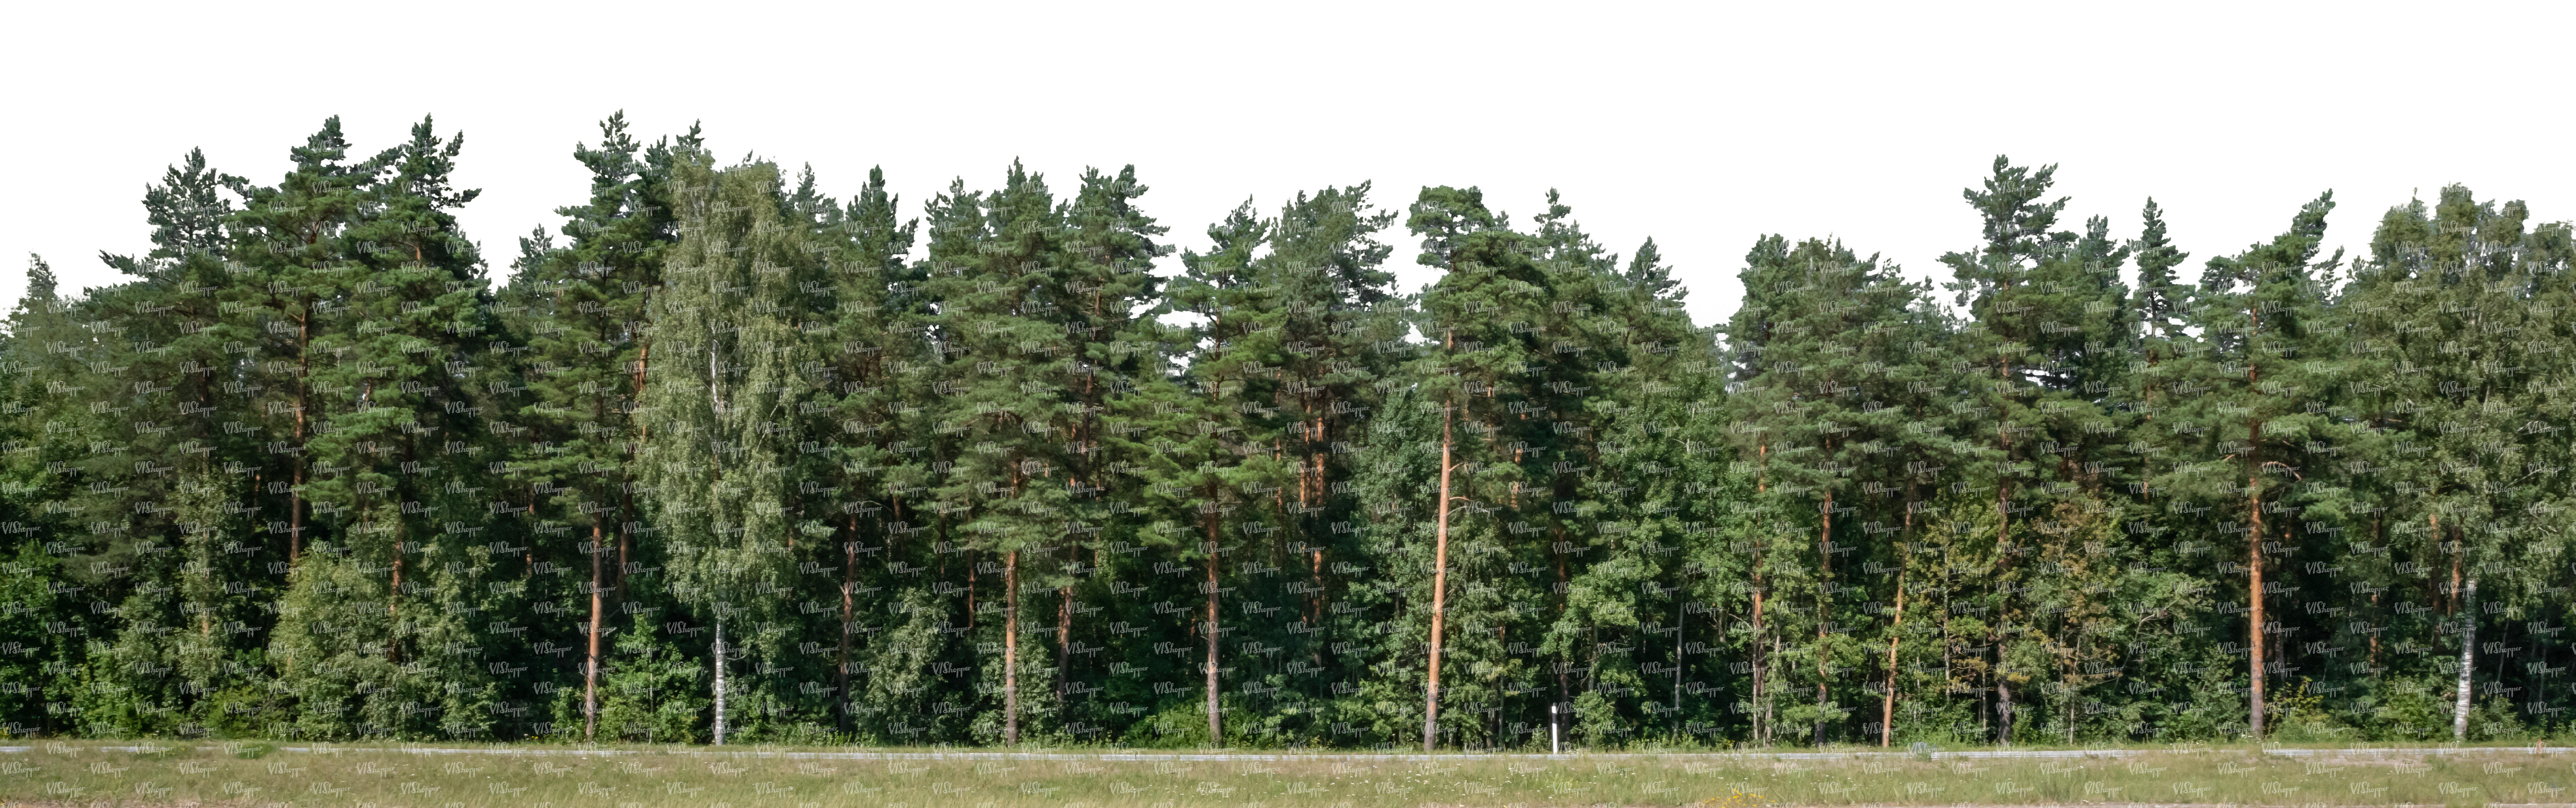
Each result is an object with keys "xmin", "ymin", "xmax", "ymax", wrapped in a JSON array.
[{"xmin": 4, "ymin": 129, "xmax": 2573, "ymax": 751}]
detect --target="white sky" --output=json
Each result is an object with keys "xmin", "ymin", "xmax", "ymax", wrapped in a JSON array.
[{"xmin": 5, "ymin": 1, "xmax": 2571, "ymax": 328}]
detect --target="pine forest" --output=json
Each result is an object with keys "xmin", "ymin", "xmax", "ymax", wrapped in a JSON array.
[{"xmin": 7, "ymin": 114, "xmax": 2575, "ymax": 751}]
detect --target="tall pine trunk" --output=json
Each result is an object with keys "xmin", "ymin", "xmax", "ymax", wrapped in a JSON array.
[
  {"xmin": 1004, "ymin": 549, "xmax": 1019, "ymax": 745},
  {"xmin": 387, "ymin": 515, "xmax": 403, "ymax": 663},
  {"xmin": 1423, "ymin": 402, "xmax": 1455, "ymax": 752},
  {"xmin": 584, "ymin": 518, "xmax": 604, "ymax": 740},
  {"xmin": 1991, "ymin": 360, "xmax": 2013, "ymax": 747},
  {"xmin": 1816, "ymin": 485, "xmax": 1832, "ymax": 746},
  {"xmin": 2247, "ymin": 408, "xmax": 2266, "ymax": 738},
  {"xmin": 1056, "ymin": 584, "xmax": 1072, "ymax": 703},
  {"xmin": 290, "ymin": 314, "xmax": 307, "ymax": 562},
  {"xmin": 1751, "ymin": 441, "xmax": 1768, "ymax": 745},
  {"xmin": 839, "ymin": 513, "xmax": 857, "ymax": 733},
  {"xmin": 1882, "ymin": 515, "xmax": 1907, "ymax": 747}
]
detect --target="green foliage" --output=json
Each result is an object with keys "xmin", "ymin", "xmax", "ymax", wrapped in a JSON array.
[{"xmin": 4, "ymin": 130, "xmax": 2573, "ymax": 751}]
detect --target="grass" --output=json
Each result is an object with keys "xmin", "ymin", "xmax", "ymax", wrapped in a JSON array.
[{"xmin": 1, "ymin": 739, "xmax": 2570, "ymax": 808}]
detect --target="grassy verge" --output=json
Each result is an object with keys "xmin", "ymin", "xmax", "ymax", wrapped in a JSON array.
[{"xmin": 2, "ymin": 740, "xmax": 2569, "ymax": 807}]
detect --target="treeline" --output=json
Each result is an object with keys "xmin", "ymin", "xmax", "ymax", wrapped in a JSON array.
[{"xmin": 2, "ymin": 114, "xmax": 2571, "ymax": 749}]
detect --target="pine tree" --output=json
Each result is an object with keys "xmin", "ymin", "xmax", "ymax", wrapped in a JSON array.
[
  {"xmin": 1719, "ymin": 232, "xmax": 1947, "ymax": 745},
  {"xmin": 216, "ymin": 117, "xmax": 406, "ymax": 740},
  {"xmin": 77, "ymin": 147, "xmax": 268, "ymax": 739},
  {"xmin": 19, "ymin": 127, "xmax": 2576, "ymax": 746},
  {"xmin": 98, "ymin": 148, "xmax": 238, "ymax": 283},
  {"xmin": 1935, "ymin": 157, "xmax": 2132, "ymax": 744},
  {"xmin": 1, "ymin": 254, "xmax": 98, "ymax": 736},
  {"xmin": 500, "ymin": 112, "xmax": 689, "ymax": 739},
  {"xmin": 800, "ymin": 165, "xmax": 920, "ymax": 736},
  {"xmin": 1048, "ymin": 166, "xmax": 1167, "ymax": 739},
  {"xmin": 1360, "ymin": 186, "xmax": 1572, "ymax": 750},
  {"xmin": 1559, "ymin": 231, "xmax": 1719, "ymax": 746},
  {"xmin": 264, "ymin": 116, "xmax": 505, "ymax": 739},
  {"xmin": 911, "ymin": 161, "xmax": 1162, "ymax": 745},
  {"xmin": 2129, "ymin": 199, "xmax": 2190, "ymax": 345},
  {"xmin": 2152, "ymin": 191, "xmax": 2342, "ymax": 739},
  {"xmin": 225, "ymin": 117, "xmax": 389, "ymax": 571}
]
